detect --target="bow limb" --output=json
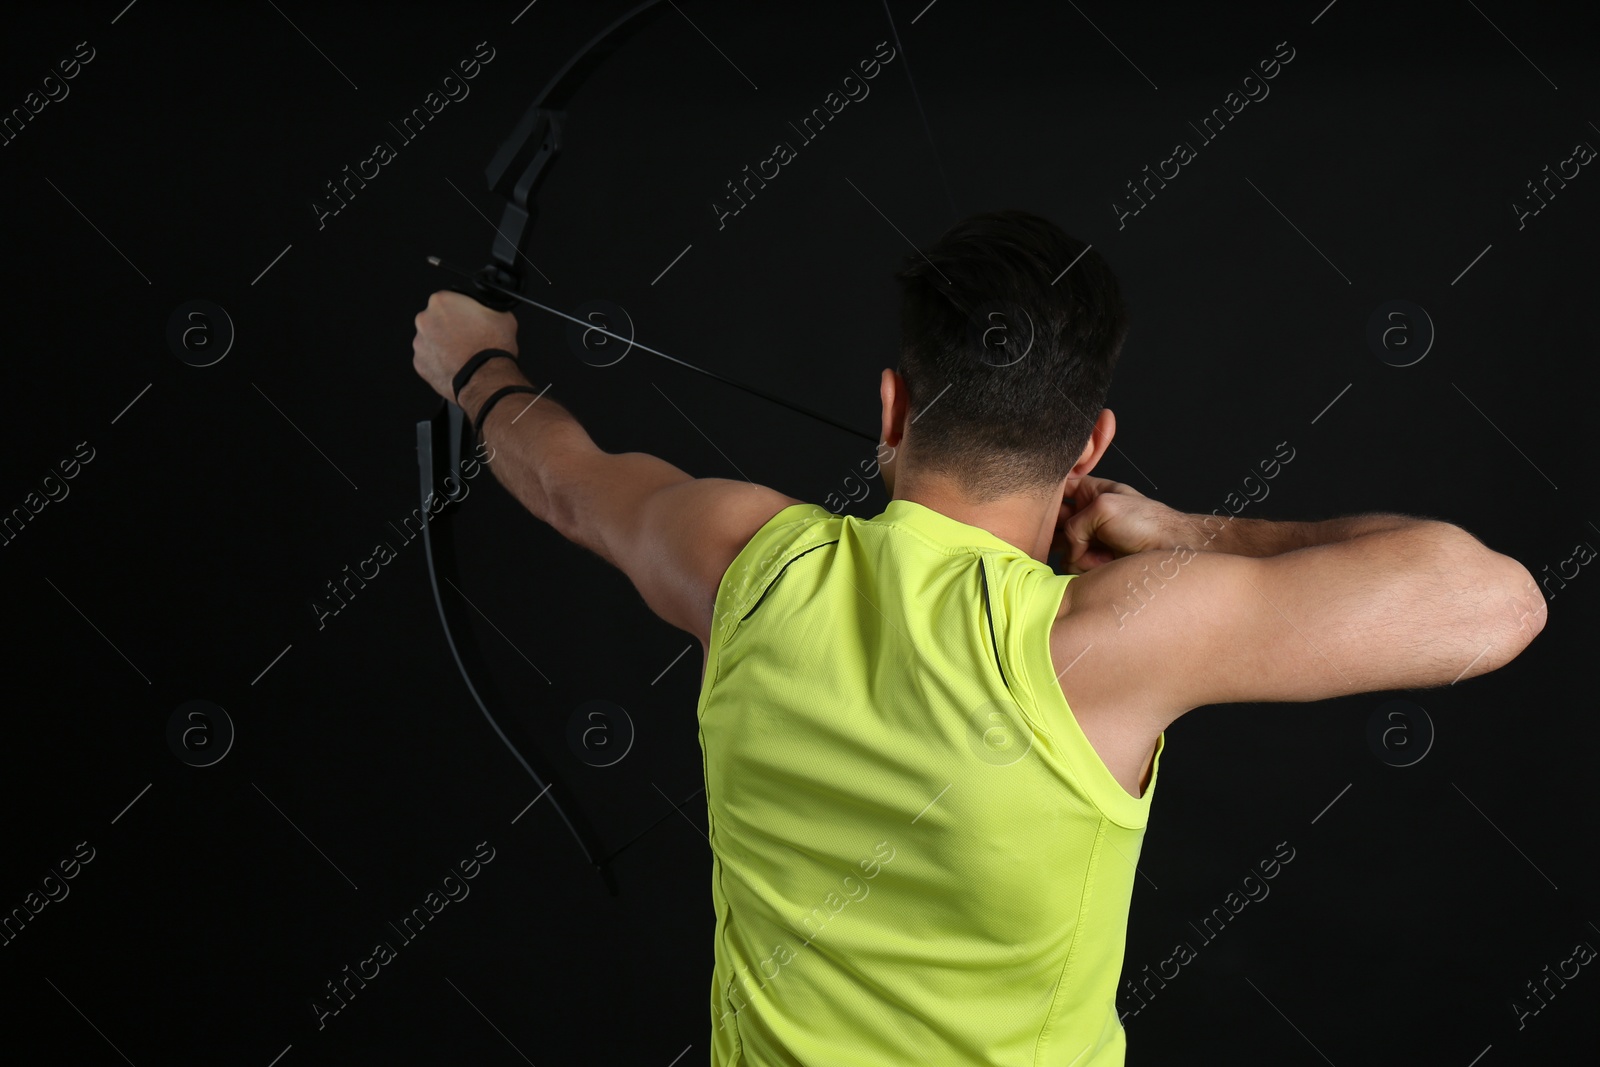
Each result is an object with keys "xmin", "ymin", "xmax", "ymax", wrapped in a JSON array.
[
  {"xmin": 416, "ymin": 0, "xmax": 670, "ymax": 895},
  {"xmin": 417, "ymin": 407, "xmax": 621, "ymax": 896}
]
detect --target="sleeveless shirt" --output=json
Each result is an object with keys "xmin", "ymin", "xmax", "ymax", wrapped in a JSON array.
[{"xmin": 697, "ymin": 499, "xmax": 1164, "ymax": 1065}]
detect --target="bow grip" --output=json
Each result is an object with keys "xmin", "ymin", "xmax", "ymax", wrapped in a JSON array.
[{"xmin": 449, "ymin": 264, "xmax": 521, "ymax": 312}]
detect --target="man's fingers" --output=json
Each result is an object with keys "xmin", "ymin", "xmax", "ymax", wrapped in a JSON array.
[
  {"xmin": 1067, "ymin": 477, "xmax": 1108, "ymax": 511},
  {"xmin": 1080, "ymin": 475, "xmax": 1139, "ymax": 501},
  {"xmin": 1062, "ymin": 497, "xmax": 1111, "ymax": 569}
]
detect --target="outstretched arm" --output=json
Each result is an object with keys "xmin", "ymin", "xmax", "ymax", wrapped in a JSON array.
[
  {"xmin": 1052, "ymin": 476, "xmax": 1545, "ymax": 725},
  {"xmin": 413, "ymin": 291, "xmax": 803, "ymax": 649}
]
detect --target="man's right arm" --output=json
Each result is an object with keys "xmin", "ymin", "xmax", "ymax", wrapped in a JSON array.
[{"xmin": 1052, "ymin": 482, "xmax": 1546, "ymax": 726}]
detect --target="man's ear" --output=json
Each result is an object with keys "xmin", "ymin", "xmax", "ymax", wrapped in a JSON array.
[
  {"xmin": 880, "ymin": 368, "xmax": 908, "ymax": 448},
  {"xmin": 1065, "ymin": 408, "xmax": 1116, "ymax": 487},
  {"xmin": 879, "ymin": 368, "xmax": 907, "ymax": 496}
]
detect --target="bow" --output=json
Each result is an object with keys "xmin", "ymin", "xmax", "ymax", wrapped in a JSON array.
[
  {"xmin": 417, "ymin": 0, "xmax": 878, "ymax": 895},
  {"xmin": 416, "ymin": 0, "xmax": 672, "ymax": 896}
]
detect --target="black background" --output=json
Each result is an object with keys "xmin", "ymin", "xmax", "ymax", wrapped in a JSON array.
[{"xmin": 2, "ymin": 1, "xmax": 1596, "ymax": 1064}]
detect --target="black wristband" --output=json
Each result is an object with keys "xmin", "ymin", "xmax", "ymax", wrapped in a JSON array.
[
  {"xmin": 473, "ymin": 384, "xmax": 541, "ymax": 441},
  {"xmin": 452, "ymin": 348, "xmax": 518, "ymax": 402}
]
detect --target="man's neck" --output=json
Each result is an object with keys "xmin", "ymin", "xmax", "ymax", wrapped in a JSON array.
[{"xmin": 892, "ymin": 479, "xmax": 1058, "ymax": 563}]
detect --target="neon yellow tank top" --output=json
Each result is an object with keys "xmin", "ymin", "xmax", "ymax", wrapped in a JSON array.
[{"xmin": 697, "ymin": 498, "xmax": 1164, "ymax": 1066}]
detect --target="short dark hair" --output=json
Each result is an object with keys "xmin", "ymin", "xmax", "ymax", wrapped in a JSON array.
[{"xmin": 894, "ymin": 209, "xmax": 1129, "ymax": 500}]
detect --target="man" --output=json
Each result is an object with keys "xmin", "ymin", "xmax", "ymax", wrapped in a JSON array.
[{"xmin": 413, "ymin": 210, "xmax": 1545, "ymax": 1065}]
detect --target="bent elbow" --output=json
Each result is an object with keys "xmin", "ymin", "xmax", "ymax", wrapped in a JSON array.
[
  {"xmin": 1500, "ymin": 557, "xmax": 1548, "ymax": 648},
  {"xmin": 1426, "ymin": 536, "xmax": 1544, "ymax": 682},
  {"xmin": 1476, "ymin": 557, "xmax": 1547, "ymax": 676}
]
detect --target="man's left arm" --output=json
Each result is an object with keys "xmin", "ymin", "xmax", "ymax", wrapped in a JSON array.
[{"xmin": 413, "ymin": 291, "xmax": 804, "ymax": 649}]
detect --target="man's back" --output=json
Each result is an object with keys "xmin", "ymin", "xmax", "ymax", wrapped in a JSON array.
[{"xmin": 698, "ymin": 499, "xmax": 1158, "ymax": 1066}]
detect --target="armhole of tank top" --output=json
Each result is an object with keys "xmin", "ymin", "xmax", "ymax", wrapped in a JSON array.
[
  {"xmin": 705, "ymin": 504, "xmax": 836, "ymax": 694},
  {"xmin": 712, "ymin": 506, "xmax": 816, "ymax": 629},
  {"xmin": 740, "ymin": 539, "xmax": 839, "ymax": 624},
  {"xmin": 1013, "ymin": 569, "xmax": 1157, "ymax": 830}
]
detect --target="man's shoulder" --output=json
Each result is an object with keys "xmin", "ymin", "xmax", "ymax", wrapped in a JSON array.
[
  {"xmin": 706, "ymin": 493, "xmax": 829, "ymax": 633},
  {"xmin": 1047, "ymin": 565, "xmax": 1171, "ymax": 798}
]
